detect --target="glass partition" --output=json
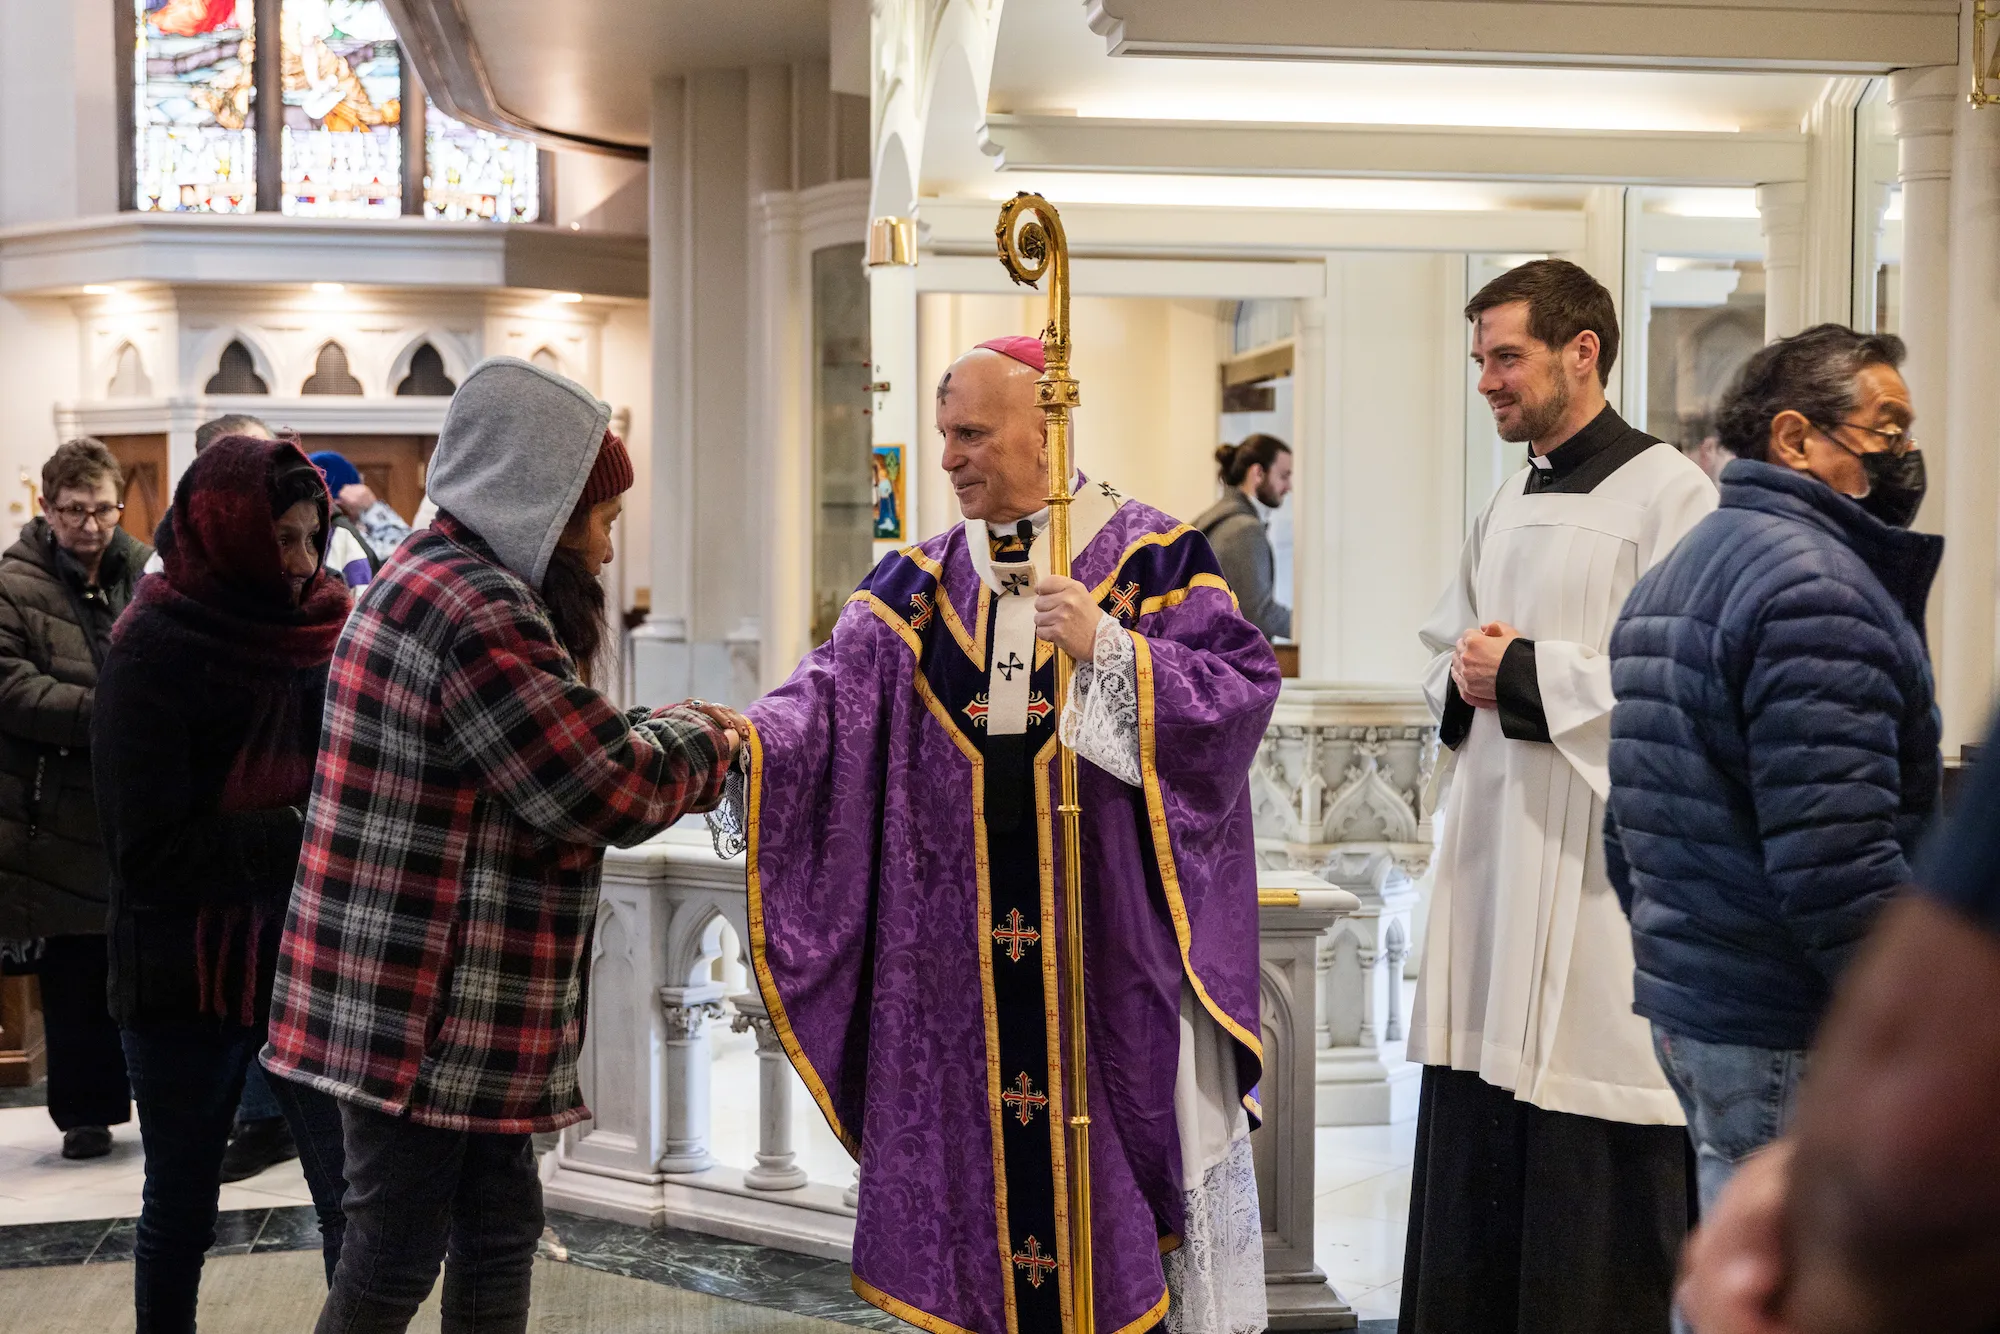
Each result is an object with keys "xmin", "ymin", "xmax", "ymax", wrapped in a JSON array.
[{"xmin": 811, "ymin": 243, "xmax": 874, "ymax": 645}]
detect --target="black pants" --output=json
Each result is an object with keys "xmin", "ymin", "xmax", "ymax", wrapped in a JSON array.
[
  {"xmin": 120, "ymin": 1020, "xmax": 349, "ymax": 1334},
  {"xmin": 1399, "ymin": 1065, "xmax": 1695, "ymax": 1334},
  {"xmin": 38, "ymin": 934, "xmax": 130, "ymax": 1131},
  {"xmin": 315, "ymin": 1100, "xmax": 542, "ymax": 1334}
]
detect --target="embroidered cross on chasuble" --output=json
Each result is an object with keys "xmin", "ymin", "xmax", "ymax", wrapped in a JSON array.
[{"xmin": 736, "ymin": 474, "xmax": 1280, "ymax": 1334}]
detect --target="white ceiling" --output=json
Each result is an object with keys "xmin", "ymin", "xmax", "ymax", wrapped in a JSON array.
[
  {"xmin": 990, "ymin": 0, "xmax": 1837, "ymax": 133},
  {"xmin": 457, "ymin": 0, "xmax": 831, "ymax": 149}
]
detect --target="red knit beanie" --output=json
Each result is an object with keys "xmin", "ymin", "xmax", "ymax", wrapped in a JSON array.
[{"xmin": 576, "ymin": 429, "xmax": 634, "ymax": 511}]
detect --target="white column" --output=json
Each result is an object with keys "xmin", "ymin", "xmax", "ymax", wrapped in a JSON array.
[
  {"xmin": 730, "ymin": 998, "xmax": 811, "ymax": 1191},
  {"xmin": 632, "ymin": 77, "xmax": 695, "ymax": 705},
  {"xmin": 1802, "ymin": 78, "xmax": 1870, "ymax": 327},
  {"xmin": 1942, "ymin": 54, "xmax": 2000, "ymax": 751},
  {"xmin": 1889, "ymin": 65, "xmax": 1967, "ymax": 747},
  {"xmin": 1290, "ymin": 268, "xmax": 1336, "ymax": 681},
  {"xmin": 657, "ymin": 991, "xmax": 725, "ymax": 1173},
  {"xmin": 1569, "ymin": 186, "xmax": 1629, "ymax": 412},
  {"xmin": 1756, "ymin": 180, "xmax": 1809, "ymax": 342}
]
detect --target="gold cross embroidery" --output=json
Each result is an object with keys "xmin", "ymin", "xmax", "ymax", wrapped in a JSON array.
[
  {"xmin": 1011, "ymin": 1236, "xmax": 1058, "ymax": 1288},
  {"xmin": 1002, "ymin": 1072, "xmax": 1048, "ymax": 1127},
  {"xmin": 991, "ymin": 909, "xmax": 1039, "ymax": 963},
  {"xmin": 1106, "ymin": 581, "xmax": 1141, "ymax": 623}
]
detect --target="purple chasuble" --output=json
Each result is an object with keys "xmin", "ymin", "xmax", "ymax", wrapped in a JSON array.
[{"xmin": 743, "ymin": 497, "xmax": 1277, "ymax": 1334}]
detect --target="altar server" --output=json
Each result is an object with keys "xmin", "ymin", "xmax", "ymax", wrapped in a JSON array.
[{"xmin": 1403, "ymin": 259, "xmax": 1716, "ymax": 1334}]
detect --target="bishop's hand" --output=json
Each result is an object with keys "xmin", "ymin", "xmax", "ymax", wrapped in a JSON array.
[{"xmin": 1034, "ymin": 575, "xmax": 1103, "ymax": 663}]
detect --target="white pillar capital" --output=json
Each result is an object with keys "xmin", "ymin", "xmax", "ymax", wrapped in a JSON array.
[
  {"xmin": 1889, "ymin": 64, "xmax": 1960, "ymax": 185},
  {"xmin": 1755, "ymin": 180, "xmax": 1808, "ymax": 342}
]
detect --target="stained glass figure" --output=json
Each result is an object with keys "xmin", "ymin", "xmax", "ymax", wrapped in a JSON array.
[
  {"xmin": 135, "ymin": 0, "xmax": 257, "ymax": 213},
  {"xmin": 424, "ymin": 102, "xmax": 538, "ymax": 223},
  {"xmin": 280, "ymin": 0, "xmax": 401, "ymax": 217}
]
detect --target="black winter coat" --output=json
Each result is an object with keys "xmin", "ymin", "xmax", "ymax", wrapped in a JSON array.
[
  {"xmin": 0, "ymin": 520, "xmax": 148, "ymax": 939},
  {"xmin": 1606, "ymin": 460, "xmax": 1943, "ymax": 1050}
]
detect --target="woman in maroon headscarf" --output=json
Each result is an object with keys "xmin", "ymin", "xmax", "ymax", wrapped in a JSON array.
[{"xmin": 93, "ymin": 435, "xmax": 352, "ymax": 1334}]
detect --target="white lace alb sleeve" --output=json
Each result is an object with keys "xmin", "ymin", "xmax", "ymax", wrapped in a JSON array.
[
  {"xmin": 1061, "ymin": 614, "xmax": 1141, "ymax": 787},
  {"xmin": 1164, "ymin": 1135, "xmax": 1269, "ymax": 1334},
  {"xmin": 704, "ymin": 751, "xmax": 750, "ymax": 859}
]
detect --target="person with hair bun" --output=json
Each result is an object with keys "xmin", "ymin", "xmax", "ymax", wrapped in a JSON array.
[{"xmin": 1192, "ymin": 434, "xmax": 1293, "ymax": 640}]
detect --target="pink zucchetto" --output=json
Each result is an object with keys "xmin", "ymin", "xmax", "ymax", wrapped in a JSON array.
[{"xmin": 975, "ymin": 335, "xmax": 1047, "ymax": 373}]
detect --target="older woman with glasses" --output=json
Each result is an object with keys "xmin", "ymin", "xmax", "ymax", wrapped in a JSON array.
[{"xmin": 0, "ymin": 438, "xmax": 145, "ymax": 1161}]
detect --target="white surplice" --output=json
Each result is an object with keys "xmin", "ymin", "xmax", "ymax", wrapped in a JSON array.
[{"xmin": 1412, "ymin": 441, "xmax": 1716, "ymax": 1125}]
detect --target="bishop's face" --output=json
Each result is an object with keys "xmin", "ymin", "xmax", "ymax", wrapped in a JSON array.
[{"xmin": 936, "ymin": 350, "xmax": 1049, "ymax": 523}]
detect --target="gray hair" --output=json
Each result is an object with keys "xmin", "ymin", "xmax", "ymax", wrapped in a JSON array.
[
  {"xmin": 194, "ymin": 412, "xmax": 271, "ymax": 454},
  {"xmin": 1714, "ymin": 324, "xmax": 1906, "ymax": 463}
]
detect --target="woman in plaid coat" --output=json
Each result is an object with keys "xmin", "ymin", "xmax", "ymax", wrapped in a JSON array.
[{"xmin": 264, "ymin": 358, "xmax": 741, "ymax": 1334}]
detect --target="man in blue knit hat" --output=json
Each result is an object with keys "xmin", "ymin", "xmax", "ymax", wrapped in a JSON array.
[{"xmin": 309, "ymin": 451, "xmax": 412, "ymax": 563}]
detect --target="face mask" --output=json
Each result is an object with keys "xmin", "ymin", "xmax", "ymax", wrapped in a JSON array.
[
  {"xmin": 1818, "ymin": 424, "xmax": 1926, "ymax": 529},
  {"xmin": 1854, "ymin": 447, "xmax": 1926, "ymax": 529}
]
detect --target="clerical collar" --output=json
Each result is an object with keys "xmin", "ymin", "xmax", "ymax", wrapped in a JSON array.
[{"xmin": 1528, "ymin": 404, "xmax": 1624, "ymax": 483}]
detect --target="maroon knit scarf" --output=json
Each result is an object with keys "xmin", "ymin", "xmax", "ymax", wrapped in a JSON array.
[{"xmin": 122, "ymin": 436, "xmax": 350, "ymax": 1022}]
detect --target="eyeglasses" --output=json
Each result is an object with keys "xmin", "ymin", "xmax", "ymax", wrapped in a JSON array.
[
  {"xmin": 1817, "ymin": 420, "xmax": 1917, "ymax": 456},
  {"xmin": 50, "ymin": 502, "xmax": 125, "ymax": 527}
]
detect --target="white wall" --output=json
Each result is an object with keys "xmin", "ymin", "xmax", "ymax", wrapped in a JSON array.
[{"xmin": 1298, "ymin": 253, "xmax": 1466, "ymax": 686}]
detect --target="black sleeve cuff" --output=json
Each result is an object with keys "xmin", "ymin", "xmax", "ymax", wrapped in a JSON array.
[
  {"xmin": 1440, "ymin": 679, "xmax": 1474, "ymax": 750},
  {"xmin": 1496, "ymin": 637, "xmax": 1552, "ymax": 744}
]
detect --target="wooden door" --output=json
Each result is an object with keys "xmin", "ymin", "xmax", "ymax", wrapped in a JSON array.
[
  {"xmin": 0, "ymin": 975, "xmax": 46, "ymax": 1087},
  {"xmin": 99, "ymin": 433, "xmax": 170, "ymax": 545},
  {"xmin": 297, "ymin": 435, "xmax": 434, "ymax": 528}
]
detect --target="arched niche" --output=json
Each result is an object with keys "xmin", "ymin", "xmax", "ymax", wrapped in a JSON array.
[
  {"xmin": 107, "ymin": 342, "xmax": 152, "ymax": 398},
  {"xmin": 204, "ymin": 338, "xmax": 270, "ymax": 394},
  {"xmin": 530, "ymin": 346, "xmax": 562, "ymax": 375},
  {"xmin": 395, "ymin": 342, "xmax": 457, "ymax": 396},
  {"xmin": 302, "ymin": 341, "xmax": 364, "ymax": 395}
]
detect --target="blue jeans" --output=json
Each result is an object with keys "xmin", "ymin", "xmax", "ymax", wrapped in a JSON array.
[
  {"xmin": 120, "ymin": 1020, "xmax": 349, "ymax": 1334},
  {"xmin": 1650, "ymin": 1024, "xmax": 1808, "ymax": 1218}
]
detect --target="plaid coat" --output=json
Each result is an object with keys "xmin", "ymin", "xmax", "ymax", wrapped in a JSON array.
[{"xmin": 264, "ymin": 515, "xmax": 730, "ymax": 1132}]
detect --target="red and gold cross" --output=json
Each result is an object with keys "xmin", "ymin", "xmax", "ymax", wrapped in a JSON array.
[
  {"xmin": 991, "ymin": 908, "xmax": 1039, "ymax": 963},
  {"xmin": 1105, "ymin": 581, "xmax": 1141, "ymax": 623},
  {"xmin": 909, "ymin": 591, "xmax": 934, "ymax": 631},
  {"xmin": 964, "ymin": 694, "xmax": 991, "ymax": 729},
  {"xmin": 1011, "ymin": 1235, "xmax": 1058, "ymax": 1289},
  {"xmin": 1002, "ymin": 1072, "xmax": 1048, "ymax": 1127},
  {"xmin": 1024, "ymin": 692, "xmax": 1052, "ymax": 725}
]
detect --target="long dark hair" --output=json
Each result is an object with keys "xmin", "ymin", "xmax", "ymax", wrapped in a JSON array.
[
  {"xmin": 542, "ymin": 538, "xmax": 607, "ymax": 674},
  {"xmin": 1215, "ymin": 433, "xmax": 1290, "ymax": 487}
]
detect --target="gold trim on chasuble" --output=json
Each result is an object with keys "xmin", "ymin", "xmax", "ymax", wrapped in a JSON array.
[
  {"xmin": 743, "ymin": 723, "xmax": 859, "ymax": 1159},
  {"xmin": 1130, "ymin": 633, "xmax": 1268, "ymax": 1092},
  {"xmin": 840, "ymin": 587, "xmax": 1028, "ymax": 1334},
  {"xmin": 1032, "ymin": 731, "xmax": 1076, "ymax": 1332}
]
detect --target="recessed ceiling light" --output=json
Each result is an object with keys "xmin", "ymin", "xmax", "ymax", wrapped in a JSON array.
[
  {"xmin": 550, "ymin": 291, "xmax": 584, "ymax": 303},
  {"xmin": 82, "ymin": 284, "xmax": 116, "ymax": 296},
  {"xmin": 311, "ymin": 281, "xmax": 345, "ymax": 294}
]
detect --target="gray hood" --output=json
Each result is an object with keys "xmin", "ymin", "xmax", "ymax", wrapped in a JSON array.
[{"xmin": 426, "ymin": 356, "xmax": 611, "ymax": 586}]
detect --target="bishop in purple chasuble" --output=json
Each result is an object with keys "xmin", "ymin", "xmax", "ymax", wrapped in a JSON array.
[{"xmin": 739, "ymin": 488, "xmax": 1278, "ymax": 1334}]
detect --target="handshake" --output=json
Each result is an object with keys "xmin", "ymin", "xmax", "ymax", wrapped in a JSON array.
[{"xmin": 681, "ymin": 699, "xmax": 751, "ymax": 766}]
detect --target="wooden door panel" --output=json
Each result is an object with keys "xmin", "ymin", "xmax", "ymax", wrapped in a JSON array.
[
  {"xmin": 296, "ymin": 434, "xmax": 433, "ymax": 530},
  {"xmin": 98, "ymin": 433, "xmax": 170, "ymax": 545}
]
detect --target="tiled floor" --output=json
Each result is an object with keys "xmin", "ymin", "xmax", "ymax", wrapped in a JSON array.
[{"xmin": 0, "ymin": 1043, "xmax": 1420, "ymax": 1328}]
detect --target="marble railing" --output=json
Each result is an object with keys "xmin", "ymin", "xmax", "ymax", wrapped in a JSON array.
[
  {"xmin": 544, "ymin": 828, "xmax": 858, "ymax": 1260},
  {"xmin": 1250, "ymin": 684, "xmax": 1440, "ymax": 1125},
  {"xmin": 550, "ymin": 826, "xmax": 1362, "ymax": 1324}
]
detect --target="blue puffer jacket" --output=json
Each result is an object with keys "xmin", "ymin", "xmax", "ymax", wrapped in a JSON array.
[{"xmin": 1606, "ymin": 459, "xmax": 1942, "ymax": 1050}]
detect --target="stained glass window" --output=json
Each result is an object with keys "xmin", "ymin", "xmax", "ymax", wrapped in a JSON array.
[
  {"xmin": 135, "ymin": 0, "xmax": 257, "ymax": 213},
  {"xmin": 424, "ymin": 103, "xmax": 539, "ymax": 223},
  {"xmin": 279, "ymin": 0, "xmax": 401, "ymax": 217}
]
